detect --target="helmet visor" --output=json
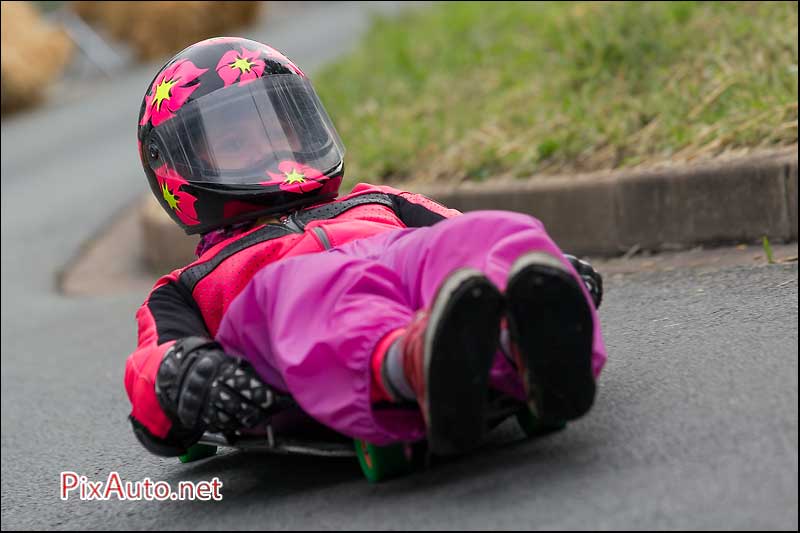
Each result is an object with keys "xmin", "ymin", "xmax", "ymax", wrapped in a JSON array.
[{"xmin": 147, "ymin": 75, "xmax": 344, "ymax": 184}]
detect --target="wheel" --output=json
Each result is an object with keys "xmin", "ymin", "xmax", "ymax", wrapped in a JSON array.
[
  {"xmin": 515, "ymin": 408, "xmax": 566, "ymax": 438},
  {"xmin": 179, "ymin": 443, "xmax": 218, "ymax": 463},
  {"xmin": 354, "ymin": 439, "xmax": 414, "ymax": 482}
]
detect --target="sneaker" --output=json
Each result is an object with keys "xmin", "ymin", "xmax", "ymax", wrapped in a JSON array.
[
  {"xmin": 505, "ymin": 252, "xmax": 596, "ymax": 424},
  {"xmin": 399, "ymin": 268, "xmax": 504, "ymax": 455}
]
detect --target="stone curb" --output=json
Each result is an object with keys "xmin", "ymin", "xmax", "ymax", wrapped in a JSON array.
[
  {"xmin": 140, "ymin": 147, "xmax": 798, "ymax": 274},
  {"xmin": 140, "ymin": 195, "xmax": 200, "ymax": 275},
  {"xmin": 415, "ymin": 146, "xmax": 798, "ymax": 256}
]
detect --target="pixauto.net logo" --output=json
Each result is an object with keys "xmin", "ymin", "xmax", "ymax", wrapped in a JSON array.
[{"xmin": 60, "ymin": 472, "xmax": 223, "ymax": 501}]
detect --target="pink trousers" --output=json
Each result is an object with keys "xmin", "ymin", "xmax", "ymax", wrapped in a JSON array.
[{"xmin": 216, "ymin": 211, "xmax": 607, "ymax": 445}]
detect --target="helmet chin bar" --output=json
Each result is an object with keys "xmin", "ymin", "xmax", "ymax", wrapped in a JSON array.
[
  {"xmin": 181, "ymin": 163, "xmax": 345, "ymax": 236},
  {"xmin": 187, "ymin": 159, "xmax": 345, "ymax": 191}
]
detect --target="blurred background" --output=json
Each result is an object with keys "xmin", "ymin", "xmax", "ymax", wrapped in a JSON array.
[
  {"xmin": 2, "ymin": 1, "xmax": 797, "ymax": 276},
  {"xmin": 2, "ymin": 1, "xmax": 796, "ymax": 277},
  {"xmin": 1, "ymin": 2, "xmax": 797, "ymax": 529},
  {"xmin": 2, "ymin": 1, "xmax": 262, "ymax": 114}
]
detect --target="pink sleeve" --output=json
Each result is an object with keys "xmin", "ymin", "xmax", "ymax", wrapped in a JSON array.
[{"xmin": 123, "ymin": 272, "xmax": 182, "ymax": 439}]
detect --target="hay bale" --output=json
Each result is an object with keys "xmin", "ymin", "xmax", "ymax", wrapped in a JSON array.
[
  {"xmin": 70, "ymin": 1, "xmax": 263, "ymax": 61},
  {"xmin": 1, "ymin": 1, "xmax": 74, "ymax": 114}
]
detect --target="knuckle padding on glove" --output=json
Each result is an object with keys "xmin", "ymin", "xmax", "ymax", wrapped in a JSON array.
[
  {"xmin": 205, "ymin": 364, "xmax": 274, "ymax": 431},
  {"xmin": 157, "ymin": 336, "xmax": 277, "ymax": 435}
]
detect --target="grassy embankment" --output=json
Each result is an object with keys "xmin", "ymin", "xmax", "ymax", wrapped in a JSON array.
[{"xmin": 314, "ymin": 1, "xmax": 798, "ymax": 188}]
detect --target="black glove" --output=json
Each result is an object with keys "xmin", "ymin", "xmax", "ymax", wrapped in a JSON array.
[
  {"xmin": 155, "ymin": 337, "xmax": 276, "ymax": 436},
  {"xmin": 565, "ymin": 254, "xmax": 603, "ymax": 309}
]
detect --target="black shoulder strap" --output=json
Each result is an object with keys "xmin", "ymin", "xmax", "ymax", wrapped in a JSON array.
[
  {"xmin": 178, "ymin": 193, "xmax": 397, "ymax": 293},
  {"xmin": 291, "ymin": 193, "xmax": 395, "ymax": 229},
  {"xmin": 179, "ymin": 225, "xmax": 292, "ymax": 292}
]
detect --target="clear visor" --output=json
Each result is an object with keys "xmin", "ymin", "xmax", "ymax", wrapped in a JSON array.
[{"xmin": 147, "ymin": 75, "xmax": 344, "ymax": 184}]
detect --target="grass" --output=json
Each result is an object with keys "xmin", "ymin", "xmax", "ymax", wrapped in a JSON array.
[
  {"xmin": 313, "ymin": 1, "xmax": 798, "ymax": 188},
  {"xmin": 763, "ymin": 235, "xmax": 775, "ymax": 264},
  {"xmin": 31, "ymin": 1, "xmax": 66, "ymax": 13}
]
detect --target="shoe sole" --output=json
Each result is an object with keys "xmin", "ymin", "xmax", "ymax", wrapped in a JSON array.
[
  {"xmin": 506, "ymin": 252, "xmax": 595, "ymax": 424},
  {"xmin": 424, "ymin": 269, "xmax": 504, "ymax": 456}
]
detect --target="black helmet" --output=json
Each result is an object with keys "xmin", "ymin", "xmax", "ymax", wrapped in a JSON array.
[{"xmin": 137, "ymin": 37, "xmax": 345, "ymax": 234}]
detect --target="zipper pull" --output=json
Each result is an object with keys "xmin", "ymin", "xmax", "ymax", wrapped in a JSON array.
[{"xmin": 281, "ymin": 213, "xmax": 304, "ymax": 233}]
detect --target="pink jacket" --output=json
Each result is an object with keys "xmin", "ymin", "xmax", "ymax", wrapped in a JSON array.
[{"xmin": 124, "ymin": 183, "xmax": 460, "ymax": 447}]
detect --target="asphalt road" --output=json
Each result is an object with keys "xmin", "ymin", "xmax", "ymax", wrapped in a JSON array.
[{"xmin": 2, "ymin": 2, "xmax": 798, "ymax": 530}]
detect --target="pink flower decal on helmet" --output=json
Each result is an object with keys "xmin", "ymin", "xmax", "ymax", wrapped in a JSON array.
[
  {"xmin": 261, "ymin": 161, "xmax": 325, "ymax": 194},
  {"xmin": 140, "ymin": 60, "xmax": 208, "ymax": 127},
  {"xmin": 155, "ymin": 166, "xmax": 200, "ymax": 226},
  {"xmin": 216, "ymin": 47, "xmax": 266, "ymax": 87}
]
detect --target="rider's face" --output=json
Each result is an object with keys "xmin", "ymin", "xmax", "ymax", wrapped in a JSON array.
[{"xmin": 199, "ymin": 110, "xmax": 302, "ymax": 171}]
